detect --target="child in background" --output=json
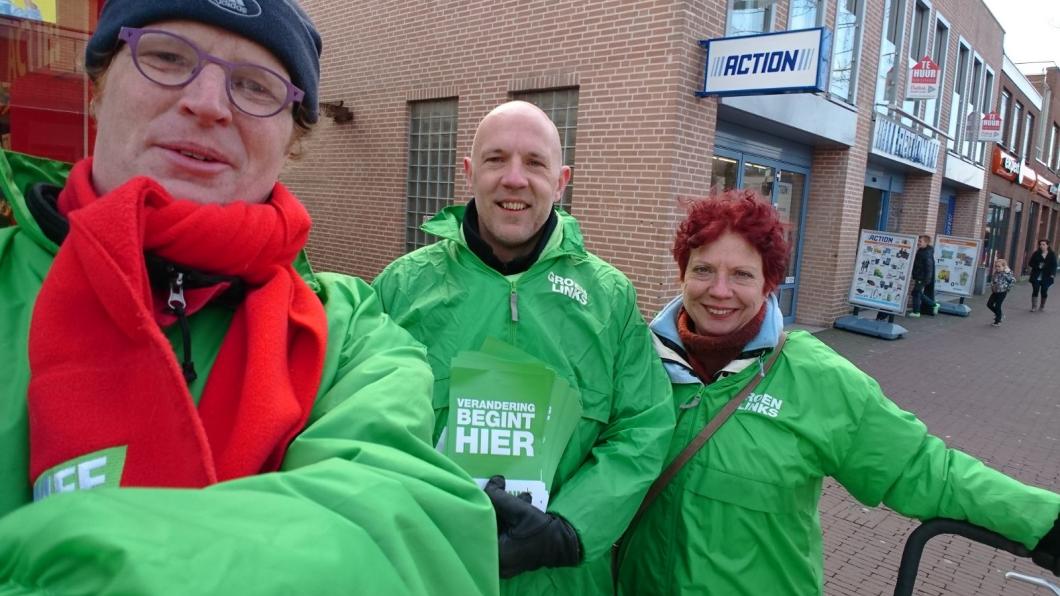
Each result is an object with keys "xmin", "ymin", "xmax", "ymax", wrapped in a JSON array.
[{"xmin": 987, "ymin": 258, "xmax": 1016, "ymax": 327}]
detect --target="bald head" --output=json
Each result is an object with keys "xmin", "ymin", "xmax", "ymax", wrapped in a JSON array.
[
  {"xmin": 470, "ymin": 101, "xmax": 564, "ymax": 168},
  {"xmin": 463, "ymin": 100, "xmax": 572, "ymax": 263}
]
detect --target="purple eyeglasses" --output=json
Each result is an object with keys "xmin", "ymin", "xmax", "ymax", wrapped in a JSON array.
[{"xmin": 117, "ymin": 27, "xmax": 304, "ymax": 118}]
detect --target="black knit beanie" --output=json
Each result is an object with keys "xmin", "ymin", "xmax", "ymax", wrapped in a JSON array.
[{"xmin": 86, "ymin": 0, "xmax": 322, "ymax": 123}]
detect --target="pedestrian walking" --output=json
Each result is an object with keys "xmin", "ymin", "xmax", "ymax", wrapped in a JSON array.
[
  {"xmin": 987, "ymin": 258, "xmax": 1016, "ymax": 326},
  {"xmin": 1028, "ymin": 240, "xmax": 1057, "ymax": 312},
  {"xmin": 907, "ymin": 234, "xmax": 939, "ymax": 318}
]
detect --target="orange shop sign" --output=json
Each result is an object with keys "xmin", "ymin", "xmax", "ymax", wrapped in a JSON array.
[{"xmin": 992, "ymin": 145, "xmax": 1019, "ymax": 182}]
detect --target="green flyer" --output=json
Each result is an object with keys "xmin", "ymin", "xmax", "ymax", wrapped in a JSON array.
[{"xmin": 444, "ymin": 339, "xmax": 582, "ymax": 511}]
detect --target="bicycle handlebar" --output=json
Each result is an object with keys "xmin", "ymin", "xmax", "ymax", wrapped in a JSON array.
[{"xmin": 893, "ymin": 518, "xmax": 1032, "ymax": 596}]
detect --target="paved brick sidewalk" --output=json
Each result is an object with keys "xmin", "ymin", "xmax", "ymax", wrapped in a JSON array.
[{"xmin": 812, "ymin": 281, "xmax": 1060, "ymax": 595}]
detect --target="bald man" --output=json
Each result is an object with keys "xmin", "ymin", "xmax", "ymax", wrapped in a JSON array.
[{"xmin": 373, "ymin": 101, "xmax": 674, "ymax": 595}]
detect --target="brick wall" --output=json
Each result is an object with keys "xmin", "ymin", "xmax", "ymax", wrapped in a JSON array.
[
  {"xmin": 287, "ymin": 0, "xmax": 1010, "ymax": 325},
  {"xmin": 288, "ymin": 0, "xmax": 710, "ymax": 317}
]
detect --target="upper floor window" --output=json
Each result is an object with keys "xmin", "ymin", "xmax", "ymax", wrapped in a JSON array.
[
  {"xmin": 1021, "ymin": 112, "xmax": 1034, "ymax": 161},
  {"xmin": 961, "ymin": 55, "xmax": 982, "ymax": 160},
  {"xmin": 922, "ymin": 16, "xmax": 948, "ymax": 128},
  {"xmin": 874, "ymin": 0, "xmax": 906, "ymax": 113},
  {"xmin": 901, "ymin": 1, "xmax": 931, "ymax": 121},
  {"xmin": 829, "ymin": 0, "xmax": 862, "ymax": 103},
  {"xmin": 977, "ymin": 67, "xmax": 993, "ymax": 164},
  {"xmin": 1010, "ymin": 101, "xmax": 1024, "ymax": 152},
  {"xmin": 946, "ymin": 41, "xmax": 970, "ymax": 152},
  {"xmin": 1048, "ymin": 123, "xmax": 1058, "ymax": 170},
  {"xmin": 999, "ymin": 90, "xmax": 1012, "ymax": 145},
  {"xmin": 727, "ymin": 0, "xmax": 774, "ymax": 36},
  {"xmin": 788, "ymin": 0, "xmax": 822, "ymax": 30}
]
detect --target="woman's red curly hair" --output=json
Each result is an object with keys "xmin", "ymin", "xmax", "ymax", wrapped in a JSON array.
[{"xmin": 673, "ymin": 188, "xmax": 790, "ymax": 293}]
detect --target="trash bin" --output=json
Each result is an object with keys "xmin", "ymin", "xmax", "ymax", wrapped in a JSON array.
[{"xmin": 972, "ymin": 265, "xmax": 988, "ymax": 295}]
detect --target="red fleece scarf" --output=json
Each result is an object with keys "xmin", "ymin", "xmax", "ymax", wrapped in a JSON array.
[
  {"xmin": 677, "ymin": 305, "xmax": 765, "ymax": 383},
  {"xmin": 28, "ymin": 159, "xmax": 327, "ymax": 488}
]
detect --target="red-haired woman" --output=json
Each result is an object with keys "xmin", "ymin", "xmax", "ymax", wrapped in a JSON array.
[{"xmin": 613, "ymin": 189, "xmax": 1060, "ymax": 595}]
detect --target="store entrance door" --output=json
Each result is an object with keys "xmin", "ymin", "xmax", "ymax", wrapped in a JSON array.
[{"xmin": 711, "ymin": 152, "xmax": 808, "ymax": 324}]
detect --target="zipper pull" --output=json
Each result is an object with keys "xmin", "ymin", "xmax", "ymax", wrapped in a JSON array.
[
  {"xmin": 166, "ymin": 269, "xmax": 197, "ymax": 384},
  {"xmin": 679, "ymin": 395, "xmax": 701, "ymax": 410},
  {"xmin": 167, "ymin": 271, "xmax": 187, "ymax": 313},
  {"xmin": 510, "ymin": 288, "xmax": 519, "ymax": 322}
]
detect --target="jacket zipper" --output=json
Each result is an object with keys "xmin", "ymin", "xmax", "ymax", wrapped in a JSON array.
[
  {"xmin": 508, "ymin": 282, "xmax": 519, "ymax": 343},
  {"xmin": 166, "ymin": 268, "xmax": 198, "ymax": 384}
]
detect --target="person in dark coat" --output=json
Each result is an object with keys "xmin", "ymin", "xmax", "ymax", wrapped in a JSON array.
[
  {"xmin": 907, "ymin": 234, "xmax": 938, "ymax": 318},
  {"xmin": 1028, "ymin": 239, "xmax": 1058, "ymax": 312}
]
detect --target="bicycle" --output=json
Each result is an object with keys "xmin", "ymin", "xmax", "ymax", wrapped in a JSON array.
[{"xmin": 894, "ymin": 518, "xmax": 1059, "ymax": 595}]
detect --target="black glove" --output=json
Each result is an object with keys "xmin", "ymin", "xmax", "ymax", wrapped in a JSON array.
[
  {"xmin": 484, "ymin": 475, "xmax": 582, "ymax": 578},
  {"xmin": 1031, "ymin": 515, "xmax": 1060, "ymax": 577}
]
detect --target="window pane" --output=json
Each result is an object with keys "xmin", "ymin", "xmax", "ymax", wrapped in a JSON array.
[
  {"xmin": 1021, "ymin": 113, "xmax": 1033, "ymax": 160},
  {"xmin": 874, "ymin": 0, "xmax": 905, "ymax": 113},
  {"xmin": 728, "ymin": 0, "xmax": 774, "ymax": 36},
  {"xmin": 742, "ymin": 162, "xmax": 775, "ymax": 198},
  {"xmin": 405, "ymin": 99, "xmax": 458, "ymax": 252},
  {"xmin": 830, "ymin": 0, "xmax": 861, "ymax": 102},
  {"xmin": 511, "ymin": 88, "xmax": 579, "ymax": 213},
  {"xmin": 1010, "ymin": 102, "xmax": 1023, "ymax": 151},
  {"xmin": 947, "ymin": 45, "xmax": 969, "ymax": 151},
  {"xmin": 922, "ymin": 19, "xmax": 948, "ymax": 127},
  {"xmin": 711, "ymin": 156, "xmax": 739, "ymax": 191},
  {"xmin": 788, "ymin": 0, "xmax": 818, "ymax": 30}
]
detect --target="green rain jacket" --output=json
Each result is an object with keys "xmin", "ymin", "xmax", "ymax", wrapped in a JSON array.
[
  {"xmin": 373, "ymin": 206, "xmax": 674, "ymax": 595},
  {"xmin": 616, "ymin": 296, "xmax": 1060, "ymax": 595},
  {"xmin": 0, "ymin": 150, "xmax": 499, "ymax": 595}
]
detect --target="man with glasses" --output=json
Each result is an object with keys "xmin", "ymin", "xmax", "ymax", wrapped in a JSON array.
[{"xmin": 0, "ymin": 1, "xmax": 497, "ymax": 594}]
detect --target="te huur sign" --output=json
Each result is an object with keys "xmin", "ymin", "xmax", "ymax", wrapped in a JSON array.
[
  {"xmin": 697, "ymin": 28, "xmax": 831, "ymax": 97},
  {"xmin": 871, "ymin": 113, "xmax": 941, "ymax": 172}
]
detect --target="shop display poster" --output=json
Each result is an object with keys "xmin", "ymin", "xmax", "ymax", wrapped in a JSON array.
[
  {"xmin": 848, "ymin": 229, "xmax": 918, "ymax": 313},
  {"xmin": 934, "ymin": 235, "xmax": 982, "ymax": 297}
]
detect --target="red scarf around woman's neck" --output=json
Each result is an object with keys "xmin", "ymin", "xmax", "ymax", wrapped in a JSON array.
[
  {"xmin": 28, "ymin": 159, "xmax": 327, "ymax": 489},
  {"xmin": 677, "ymin": 305, "xmax": 766, "ymax": 383}
]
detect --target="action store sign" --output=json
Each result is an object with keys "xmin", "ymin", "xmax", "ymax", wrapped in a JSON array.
[
  {"xmin": 698, "ymin": 28, "xmax": 831, "ymax": 96},
  {"xmin": 934, "ymin": 235, "xmax": 982, "ymax": 297},
  {"xmin": 848, "ymin": 230, "xmax": 917, "ymax": 313}
]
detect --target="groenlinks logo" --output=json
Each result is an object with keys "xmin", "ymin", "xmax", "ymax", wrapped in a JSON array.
[
  {"xmin": 206, "ymin": 0, "xmax": 263, "ymax": 17},
  {"xmin": 548, "ymin": 271, "xmax": 588, "ymax": 305},
  {"xmin": 32, "ymin": 446, "xmax": 127, "ymax": 502},
  {"xmin": 738, "ymin": 392, "xmax": 784, "ymax": 418}
]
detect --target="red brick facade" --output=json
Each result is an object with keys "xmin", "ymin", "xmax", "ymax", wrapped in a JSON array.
[{"xmin": 285, "ymin": 0, "xmax": 1010, "ymax": 326}]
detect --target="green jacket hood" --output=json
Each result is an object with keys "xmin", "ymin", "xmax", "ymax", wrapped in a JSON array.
[
  {"xmin": 421, "ymin": 204, "xmax": 588, "ymax": 261},
  {"xmin": 0, "ymin": 150, "xmax": 71, "ymax": 255}
]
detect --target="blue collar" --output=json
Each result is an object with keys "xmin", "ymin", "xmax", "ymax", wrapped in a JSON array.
[{"xmin": 649, "ymin": 294, "xmax": 784, "ymax": 384}]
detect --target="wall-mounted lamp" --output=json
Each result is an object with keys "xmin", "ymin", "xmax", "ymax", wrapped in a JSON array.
[{"xmin": 319, "ymin": 100, "xmax": 353, "ymax": 124}]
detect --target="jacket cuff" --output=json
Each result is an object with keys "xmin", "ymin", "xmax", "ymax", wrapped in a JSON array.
[{"xmin": 1035, "ymin": 515, "xmax": 1060, "ymax": 552}]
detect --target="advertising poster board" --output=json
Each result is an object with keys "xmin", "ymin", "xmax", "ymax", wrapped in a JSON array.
[
  {"xmin": 848, "ymin": 229, "xmax": 917, "ymax": 313},
  {"xmin": 933, "ymin": 235, "xmax": 982, "ymax": 297}
]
